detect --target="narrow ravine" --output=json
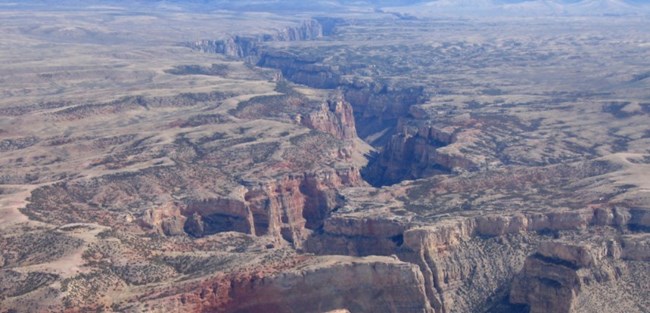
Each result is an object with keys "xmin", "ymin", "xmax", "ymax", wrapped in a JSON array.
[{"xmin": 188, "ymin": 18, "xmax": 461, "ymax": 188}]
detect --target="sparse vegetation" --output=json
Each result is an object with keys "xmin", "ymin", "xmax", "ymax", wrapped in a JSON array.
[{"xmin": 1, "ymin": 1, "xmax": 649, "ymax": 313}]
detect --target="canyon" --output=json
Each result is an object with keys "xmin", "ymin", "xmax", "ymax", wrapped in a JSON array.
[{"xmin": 1, "ymin": 2, "xmax": 649, "ymax": 313}]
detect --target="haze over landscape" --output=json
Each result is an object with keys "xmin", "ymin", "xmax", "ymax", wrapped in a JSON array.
[{"xmin": 0, "ymin": 0, "xmax": 649, "ymax": 312}]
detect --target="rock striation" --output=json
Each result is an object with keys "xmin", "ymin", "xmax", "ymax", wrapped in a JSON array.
[
  {"xmin": 258, "ymin": 52, "xmax": 341, "ymax": 89},
  {"xmin": 510, "ymin": 235, "xmax": 650, "ymax": 313},
  {"xmin": 223, "ymin": 256, "xmax": 433, "ymax": 313},
  {"xmin": 188, "ymin": 20, "xmax": 325, "ymax": 60},
  {"xmin": 139, "ymin": 255, "xmax": 432, "ymax": 313},
  {"xmin": 308, "ymin": 205, "xmax": 650, "ymax": 313},
  {"xmin": 181, "ymin": 168, "xmax": 364, "ymax": 249},
  {"xmin": 300, "ymin": 95, "xmax": 357, "ymax": 141},
  {"xmin": 343, "ymin": 84, "xmax": 427, "ymax": 143},
  {"xmin": 362, "ymin": 125, "xmax": 485, "ymax": 186}
]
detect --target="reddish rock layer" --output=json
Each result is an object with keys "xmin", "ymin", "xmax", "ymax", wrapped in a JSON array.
[
  {"xmin": 181, "ymin": 168, "xmax": 364, "ymax": 248},
  {"xmin": 300, "ymin": 96, "xmax": 357, "ymax": 141},
  {"xmin": 137, "ymin": 256, "xmax": 433, "ymax": 313}
]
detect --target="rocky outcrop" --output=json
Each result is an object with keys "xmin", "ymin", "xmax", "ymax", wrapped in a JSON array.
[
  {"xmin": 140, "ymin": 204, "xmax": 187, "ymax": 236},
  {"xmin": 305, "ymin": 215, "xmax": 408, "ymax": 256},
  {"xmin": 362, "ymin": 125, "xmax": 482, "ymax": 186},
  {"xmin": 188, "ymin": 20, "xmax": 325, "ymax": 60},
  {"xmin": 224, "ymin": 256, "xmax": 432, "ymax": 313},
  {"xmin": 403, "ymin": 207, "xmax": 650, "ymax": 313},
  {"xmin": 258, "ymin": 52, "xmax": 341, "ymax": 89},
  {"xmin": 299, "ymin": 95, "xmax": 357, "ymax": 141},
  {"xmin": 510, "ymin": 243, "xmax": 597, "ymax": 313},
  {"xmin": 306, "ymin": 206, "xmax": 650, "ymax": 313},
  {"xmin": 362, "ymin": 126, "xmax": 450, "ymax": 186},
  {"xmin": 402, "ymin": 207, "xmax": 650, "ymax": 253},
  {"xmin": 182, "ymin": 198, "xmax": 253, "ymax": 237},
  {"xmin": 180, "ymin": 168, "xmax": 364, "ymax": 248},
  {"xmin": 344, "ymin": 85, "xmax": 421, "ymax": 120},
  {"xmin": 619, "ymin": 234, "xmax": 650, "ymax": 261},
  {"xmin": 343, "ymin": 84, "xmax": 426, "ymax": 142},
  {"xmin": 141, "ymin": 255, "xmax": 433, "ymax": 313},
  {"xmin": 510, "ymin": 235, "xmax": 650, "ymax": 313}
]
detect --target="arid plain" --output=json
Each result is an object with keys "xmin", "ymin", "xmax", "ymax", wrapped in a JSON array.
[{"xmin": 1, "ymin": 1, "xmax": 649, "ymax": 313}]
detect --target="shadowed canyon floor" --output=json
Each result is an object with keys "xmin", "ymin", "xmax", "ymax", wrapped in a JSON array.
[{"xmin": 1, "ymin": 2, "xmax": 649, "ymax": 313}]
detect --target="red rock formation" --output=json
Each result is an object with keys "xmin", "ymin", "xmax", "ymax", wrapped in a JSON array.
[
  {"xmin": 403, "ymin": 207, "xmax": 650, "ymax": 252},
  {"xmin": 180, "ymin": 168, "xmax": 364, "ymax": 248},
  {"xmin": 300, "ymin": 96, "xmax": 357, "ymax": 141},
  {"xmin": 403, "ymin": 207, "xmax": 650, "ymax": 313},
  {"xmin": 344, "ymin": 85, "xmax": 425, "ymax": 124},
  {"xmin": 141, "ymin": 256, "xmax": 433, "ymax": 313},
  {"xmin": 181, "ymin": 198, "xmax": 253, "ymax": 237},
  {"xmin": 226, "ymin": 256, "xmax": 432, "ymax": 313}
]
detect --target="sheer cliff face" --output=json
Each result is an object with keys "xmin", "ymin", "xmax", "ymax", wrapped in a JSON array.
[
  {"xmin": 257, "ymin": 52, "xmax": 342, "ymax": 89},
  {"xmin": 343, "ymin": 85, "xmax": 426, "ymax": 143},
  {"xmin": 401, "ymin": 207, "xmax": 650, "ymax": 313},
  {"xmin": 221, "ymin": 257, "xmax": 432, "ymax": 313},
  {"xmin": 307, "ymin": 204, "xmax": 650, "ymax": 313},
  {"xmin": 135, "ymin": 255, "xmax": 432, "ymax": 313},
  {"xmin": 241, "ymin": 169, "xmax": 363, "ymax": 248},
  {"xmin": 362, "ymin": 125, "xmax": 485, "ymax": 186},
  {"xmin": 510, "ymin": 236, "xmax": 650, "ymax": 313},
  {"xmin": 189, "ymin": 20, "xmax": 324, "ymax": 59},
  {"xmin": 300, "ymin": 97, "xmax": 357, "ymax": 141},
  {"xmin": 301, "ymin": 154, "xmax": 650, "ymax": 313}
]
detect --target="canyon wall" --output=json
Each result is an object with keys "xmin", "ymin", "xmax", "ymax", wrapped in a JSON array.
[
  {"xmin": 258, "ymin": 52, "xmax": 341, "ymax": 89},
  {"xmin": 306, "ymin": 206, "xmax": 650, "ymax": 312},
  {"xmin": 300, "ymin": 95, "xmax": 357, "ymax": 141},
  {"xmin": 510, "ymin": 235, "xmax": 650, "ymax": 313},
  {"xmin": 223, "ymin": 256, "xmax": 433, "ymax": 313},
  {"xmin": 189, "ymin": 20, "xmax": 325, "ymax": 60},
  {"xmin": 362, "ymin": 125, "xmax": 483, "ymax": 186},
  {"xmin": 343, "ymin": 84, "xmax": 427, "ymax": 144},
  {"xmin": 141, "ymin": 256, "xmax": 433, "ymax": 313},
  {"xmin": 178, "ymin": 168, "xmax": 364, "ymax": 249},
  {"xmin": 190, "ymin": 20, "xmax": 430, "ymax": 149},
  {"xmin": 211, "ymin": 34, "xmax": 479, "ymax": 187},
  {"xmin": 184, "ymin": 20, "xmax": 650, "ymax": 313}
]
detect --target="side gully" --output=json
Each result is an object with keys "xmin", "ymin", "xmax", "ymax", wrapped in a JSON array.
[{"xmin": 187, "ymin": 19, "xmax": 448, "ymax": 186}]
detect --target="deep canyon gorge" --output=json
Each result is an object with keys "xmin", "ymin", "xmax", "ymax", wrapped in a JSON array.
[{"xmin": 1, "ymin": 2, "xmax": 649, "ymax": 313}]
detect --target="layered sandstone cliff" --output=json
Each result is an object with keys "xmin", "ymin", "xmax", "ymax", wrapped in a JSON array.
[
  {"xmin": 258, "ymin": 52, "xmax": 341, "ymax": 89},
  {"xmin": 343, "ymin": 84, "xmax": 427, "ymax": 143},
  {"xmin": 510, "ymin": 235, "xmax": 650, "ymax": 313},
  {"xmin": 300, "ymin": 96, "xmax": 357, "ymax": 141},
  {"xmin": 135, "ymin": 255, "xmax": 432, "ymax": 313},
  {"xmin": 177, "ymin": 168, "xmax": 364, "ymax": 249},
  {"xmin": 189, "ymin": 20, "xmax": 325, "ymax": 60},
  {"xmin": 362, "ymin": 125, "xmax": 484, "ymax": 186},
  {"xmin": 307, "ymin": 204, "xmax": 650, "ymax": 313},
  {"xmin": 223, "ymin": 256, "xmax": 432, "ymax": 313}
]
